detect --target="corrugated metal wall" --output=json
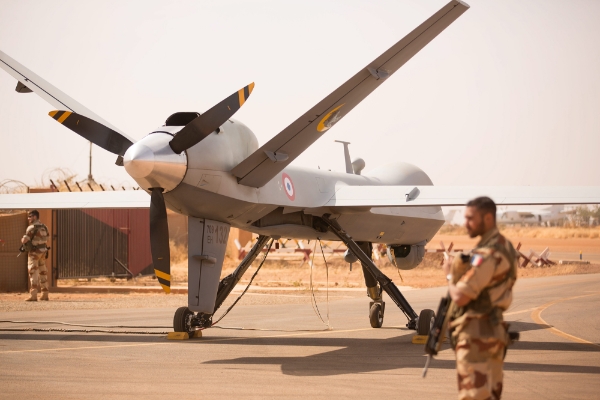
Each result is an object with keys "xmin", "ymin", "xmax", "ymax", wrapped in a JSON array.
[
  {"xmin": 56, "ymin": 209, "xmax": 152, "ymax": 279},
  {"xmin": 0, "ymin": 212, "xmax": 28, "ymax": 292}
]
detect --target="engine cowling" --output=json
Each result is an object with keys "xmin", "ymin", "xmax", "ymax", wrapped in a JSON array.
[{"xmin": 386, "ymin": 244, "xmax": 425, "ymax": 270}]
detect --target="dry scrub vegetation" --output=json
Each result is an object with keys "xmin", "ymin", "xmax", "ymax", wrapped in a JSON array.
[
  {"xmin": 439, "ymin": 224, "xmax": 600, "ymax": 239},
  {"xmin": 168, "ymin": 233, "xmax": 600, "ymax": 289}
]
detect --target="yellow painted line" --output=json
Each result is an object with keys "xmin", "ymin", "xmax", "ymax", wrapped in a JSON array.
[
  {"xmin": 0, "ymin": 326, "xmax": 405, "ymax": 354},
  {"xmin": 203, "ymin": 326, "xmax": 405, "ymax": 343},
  {"xmin": 57, "ymin": 111, "xmax": 71, "ymax": 123},
  {"xmin": 531, "ymin": 292, "xmax": 600, "ymax": 348},
  {"xmin": 0, "ymin": 342, "xmax": 169, "ymax": 355},
  {"xmin": 154, "ymin": 269, "xmax": 170, "ymax": 281},
  {"xmin": 504, "ymin": 307, "xmax": 537, "ymax": 316}
]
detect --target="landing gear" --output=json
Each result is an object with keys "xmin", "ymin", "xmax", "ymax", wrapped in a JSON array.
[
  {"xmin": 417, "ymin": 308, "xmax": 435, "ymax": 336},
  {"xmin": 369, "ymin": 301, "xmax": 385, "ymax": 328},
  {"xmin": 318, "ymin": 215, "xmax": 419, "ymax": 330},
  {"xmin": 173, "ymin": 306, "xmax": 195, "ymax": 335}
]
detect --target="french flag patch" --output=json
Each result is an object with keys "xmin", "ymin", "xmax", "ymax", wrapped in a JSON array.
[{"xmin": 470, "ymin": 254, "xmax": 484, "ymax": 267}]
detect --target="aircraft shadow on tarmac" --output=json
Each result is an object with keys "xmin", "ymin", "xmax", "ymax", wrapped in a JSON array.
[
  {"xmin": 200, "ymin": 335, "xmax": 600, "ymax": 377},
  {"xmin": 507, "ymin": 321, "xmax": 551, "ymax": 332}
]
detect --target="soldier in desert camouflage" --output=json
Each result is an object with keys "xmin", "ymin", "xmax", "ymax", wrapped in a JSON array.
[
  {"xmin": 442, "ymin": 197, "xmax": 518, "ymax": 400},
  {"xmin": 21, "ymin": 210, "xmax": 50, "ymax": 301}
]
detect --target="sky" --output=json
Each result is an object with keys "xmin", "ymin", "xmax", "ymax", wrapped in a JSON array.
[{"xmin": 1, "ymin": 0, "xmax": 599, "ymax": 191}]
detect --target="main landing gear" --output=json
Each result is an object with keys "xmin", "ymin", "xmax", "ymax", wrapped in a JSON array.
[
  {"xmin": 318, "ymin": 215, "xmax": 434, "ymax": 334},
  {"xmin": 172, "ymin": 235, "xmax": 272, "ymax": 334}
]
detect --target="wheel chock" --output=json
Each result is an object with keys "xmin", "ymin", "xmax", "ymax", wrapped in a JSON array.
[
  {"xmin": 412, "ymin": 335, "xmax": 428, "ymax": 344},
  {"xmin": 191, "ymin": 330, "xmax": 202, "ymax": 338},
  {"xmin": 167, "ymin": 332, "xmax": 189, "ymax": 340}
]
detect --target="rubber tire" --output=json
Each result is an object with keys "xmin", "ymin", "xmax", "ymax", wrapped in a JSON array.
[
  {"xmin": 417, "ymin": 309, "xmax": 435, "ymax": 336},
  {"xmin": 369, "ymin": 303, "xmax": 384, "ymax": 328},
  {"xmin": 173, "ymin": 306, "xmax": 194, "ymax": 335}
]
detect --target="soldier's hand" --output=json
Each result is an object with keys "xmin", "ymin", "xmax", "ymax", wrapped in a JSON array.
[
  {"xmin": 21, "ymin": 236, "xmax": 29, "ymax": 244},
  {"xmin": 442, "ymin": 255, "xmax": 454, "ymax": 275}
]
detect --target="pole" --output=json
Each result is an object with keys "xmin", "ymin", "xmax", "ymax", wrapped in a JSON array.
[{"xmin": 87, "ymin": 141, "xmax": 94, "ymax": 183}]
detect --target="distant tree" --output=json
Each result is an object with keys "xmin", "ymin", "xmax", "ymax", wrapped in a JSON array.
[{"xmin": 573, "ymin": 205, "xmax": 600, "ymax": 226}]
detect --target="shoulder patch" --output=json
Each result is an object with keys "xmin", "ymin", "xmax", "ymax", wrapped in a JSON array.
[{"xmin": 470, "ymin": 254, "xmax": 484, "ymax": 267}]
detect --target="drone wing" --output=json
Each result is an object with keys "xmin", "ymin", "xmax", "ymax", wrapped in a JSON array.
[
  {"xmin": 0, "ymin": 191, "xmax": 149, "ymax": 210},
  {"xmin": 0, "ymin": 50, "xmax": 133, "ymax": 143},
  {"xmin": 323, "ymin": 185, "xmax": 600, "ymax": 208},
  {"xmin": 231, "ymin": 0, "xmax": 470, "ymax": 188}
]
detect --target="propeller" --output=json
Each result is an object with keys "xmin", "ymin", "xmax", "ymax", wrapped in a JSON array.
[
  {"xmin": 150, "ymin": 188, "xmax": 171, "ymax": 293},
  {"xmin": 169, "ymin": 83, "xmax": 254, "ymax": 154},
  {"xmin": 47, "ymin": 83, "xmax": 255, "ymax": 294},
  {"xmin": 48, "ymin": 111, "xmax": 133, "ymax": 156}
]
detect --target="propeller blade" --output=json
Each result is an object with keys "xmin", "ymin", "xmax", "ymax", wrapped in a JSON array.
[
  {"xmin": 169, "ymin": 82, "xmax": 255, "ymax": 154},
  {"xmin": 48, "ymin": 111, "xmax": 133, "ymax": 156},
  {"xmin": 150, "ymin": 188, "xmax": 171, "ymax": 294}
]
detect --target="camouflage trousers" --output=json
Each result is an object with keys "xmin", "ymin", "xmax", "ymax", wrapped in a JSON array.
[
  {"xmin": 455, "ymin": 337, "xmax": 505, "ymax": 400},
  {"xmin": 28, "ymin": 251, "xmax": 48, "ymax": 293}
]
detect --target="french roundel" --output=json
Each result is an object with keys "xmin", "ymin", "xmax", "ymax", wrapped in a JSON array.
[{"xmin": 282, "ymin": 173, "xmax": 295, "ymax": 201}]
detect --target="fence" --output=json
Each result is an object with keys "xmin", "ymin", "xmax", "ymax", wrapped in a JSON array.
[
  {"xmin": 0, "ymin": 212, "xmax": 28, "ymax": 291},
  {"xmin": 55, "ymin": 209, "xmax": 153, "ymax": 279}
]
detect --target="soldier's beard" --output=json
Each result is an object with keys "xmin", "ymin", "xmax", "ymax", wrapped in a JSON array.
[{"xmin": 467, "ymin": 219, "xmax": 486, "ymax": 238}]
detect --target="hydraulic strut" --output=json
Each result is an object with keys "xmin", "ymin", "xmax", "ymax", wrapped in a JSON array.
[
  {"xmin": 318, "ymin": 215, "xmax": 419, "ymax": 329},
  {"xmin": 212, "ymin": 235, "xmax": 271, "ymax": 313}
]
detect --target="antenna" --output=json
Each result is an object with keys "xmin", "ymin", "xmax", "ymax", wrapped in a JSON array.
[{"xmin": 334, "ymin": 140, "xmax": 352, "ymax": 174}]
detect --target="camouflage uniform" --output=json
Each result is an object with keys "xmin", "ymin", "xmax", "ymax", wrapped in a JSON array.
[
  {"xmin": 449, "ymin": 228, "xmax": 518, "ymax": 400},
  {"xmin": 23, "ymin": 220, "xmax": 49, "ymax": 300}
]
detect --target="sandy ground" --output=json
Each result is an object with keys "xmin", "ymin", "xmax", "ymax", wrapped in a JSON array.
[
  {"xmin": 2, "ymin": 226, "xmax": 597, "ymax": 310},
  {"xmin": 1, "ymin": 275, "xmax": 599, "ymax": 399}
]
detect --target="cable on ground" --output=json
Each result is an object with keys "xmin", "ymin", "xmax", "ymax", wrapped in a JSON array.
[
  {"xmin": 210, "ymin": 238, "xmax": 275, "ymax": 328},
  {"xmin": 307, "ymin": 239, "xmax": 331, "ymax": 330}
]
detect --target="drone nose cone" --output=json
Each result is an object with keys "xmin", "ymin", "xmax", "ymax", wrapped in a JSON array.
[
  {"xmin": 124, "ymin": 144, "xmax": 155, "ymax": 179},
  {"xmin": 123, "ymin": 132, "xmax": 187, "ymax": 192}
]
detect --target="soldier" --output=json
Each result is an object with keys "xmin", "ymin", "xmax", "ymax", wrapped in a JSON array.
[
  {"xmin": 21, "ymin": 210, "xmax": 50, "ymax": 301},
  {"xmin": 442, "ymin": 197, "xmax": 518, "ymax": 400}
]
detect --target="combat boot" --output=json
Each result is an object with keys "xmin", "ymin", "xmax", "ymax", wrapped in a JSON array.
[
  {"xmin": 25, "ymin": 289, "xmax": 38, "ymax": 302},
  {"xmin": 40, "ymin": 291, "xmax": 49, "ymax": 301}
]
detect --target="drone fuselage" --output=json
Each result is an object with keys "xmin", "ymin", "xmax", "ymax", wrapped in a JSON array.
[{"xmin": 126, "ymin": 118, "xmax": 445, "ymax": 245}]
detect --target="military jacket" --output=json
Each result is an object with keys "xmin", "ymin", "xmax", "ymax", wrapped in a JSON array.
[
  {"xmin": 23, "ymin": 221, "xmax": 49, "ymax": 253},
  {"xmin": 450, "ymin": 228, "xmax": 518, "ymax": 342}
]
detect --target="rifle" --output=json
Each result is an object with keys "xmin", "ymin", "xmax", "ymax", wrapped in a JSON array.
[
  {"xmin": 422, "ymin": 294, "xmax": 453, "ymax": 377},
  {"xmin": 422, "ymin": 248, "xmax": 464, "ymax": 378}
]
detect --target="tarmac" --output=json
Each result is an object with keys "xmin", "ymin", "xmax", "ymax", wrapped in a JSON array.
[{"xmin": 0, "ymin": 274, "xmax": 599, "ymax": 399}]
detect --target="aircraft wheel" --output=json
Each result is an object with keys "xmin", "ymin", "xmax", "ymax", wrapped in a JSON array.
[
  {"xmin": 369, "ymin": 303, "xmax": 384, "ymax": 328},
  {"xmin": 417, "ymin": 309, "xmax": 435, "ymax": 336},
  {"xmin": 173, "ymin": 306, "xmax": 194, "ymax": 335}
]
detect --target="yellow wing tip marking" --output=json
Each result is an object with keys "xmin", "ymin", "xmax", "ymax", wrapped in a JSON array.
[
  {"xmin": 49, "ymin": 111, "xmax": 58, "ymax": 117},
  {"xmin": 57, "ymin": 111, "xmax": 72, "ymax": 123},
  {"xmin": 248, "ymin": 82, "xmax": 255, "ymax": 94}
]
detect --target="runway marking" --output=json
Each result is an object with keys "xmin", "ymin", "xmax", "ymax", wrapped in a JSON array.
[
  {"xmin": 201, "ymin": 326, "xmax": 401, "ymax": 343},
  {"xmin": 531, "ymin": 292, "xmax": 600, "ymax": 348},
  {"xmin": 0, "ymin": 342, "xmax": 169, "ymax": 355},
  {"xmin": 504, "ymin": 307, "xmax": 537, "ymax": 316},
  {"xmin": 0, "ymin": 326, "xmax": 408, "ymax": 354}
]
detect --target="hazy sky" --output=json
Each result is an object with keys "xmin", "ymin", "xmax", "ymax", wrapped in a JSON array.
[{"xmin": 1, "ymin": 0, "xmax": 599, "ymax": 190}]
